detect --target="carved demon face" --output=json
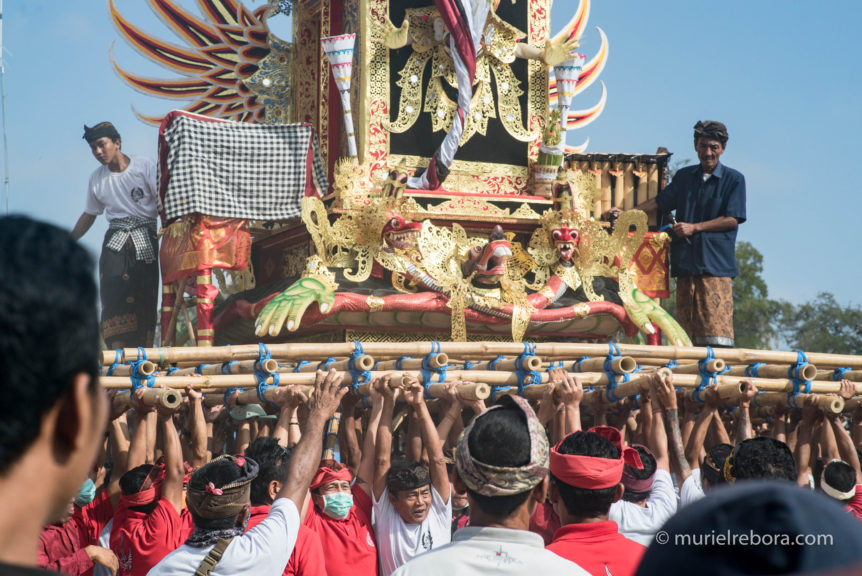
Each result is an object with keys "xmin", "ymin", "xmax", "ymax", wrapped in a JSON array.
[
  {"xmin": 552, "ymin": 226, "xmax": 580, "ymax": 263},
  {"xmin": 382, "ymin": 213, "xmax": 422, "ymax": 251},
  {"xmin": 462, "ymin": 225, "xmax": 512, "ymax": 285}
]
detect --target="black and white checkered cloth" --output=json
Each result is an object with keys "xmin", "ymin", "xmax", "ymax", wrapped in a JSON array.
[
  {"xmin": 106, "ymin": 216, "xmax": 158, "ymax": 263},
  {"xmin": 159, "ymin": 111, "xmax": 328, "ymax": 222}
]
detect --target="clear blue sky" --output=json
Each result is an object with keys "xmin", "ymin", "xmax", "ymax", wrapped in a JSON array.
[{"xmin": 3, "ymin": 1, "xmax": 861, "ymax": 308}]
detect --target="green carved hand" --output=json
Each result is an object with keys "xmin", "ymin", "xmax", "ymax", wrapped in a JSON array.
[
  {"xmin": 255, "ymin": 277, "xmax": 336, "ymax": 337},
  {"xmin": 623, "ymin": 287, "xmax": 692, "ymax": 347}
]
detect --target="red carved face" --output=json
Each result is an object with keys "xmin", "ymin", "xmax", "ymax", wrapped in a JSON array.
[
  {"xmin": 382, "ymin": 213, "xmax": 422, "ymax": 251},
  {"xmin": 552, "ymin": 227, "xmax": 579, "ymax": 263},
  {"xmin": 463, "ymin": 226, "xmax": 512, "ymax": 285}
]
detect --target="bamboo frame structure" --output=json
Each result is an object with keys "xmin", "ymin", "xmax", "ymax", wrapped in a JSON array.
[{"xmin": 113, "ymin": 388, "xmax": 182, "ymax": 411}]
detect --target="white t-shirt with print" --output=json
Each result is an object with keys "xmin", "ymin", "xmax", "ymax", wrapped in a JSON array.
[
  {"xmin": 373, "ymin": 485, "xmax": 452, "ymax": 576},
  {"xmin": 86, "ymin": 155, "xmax": 158, "ymax": 221}
]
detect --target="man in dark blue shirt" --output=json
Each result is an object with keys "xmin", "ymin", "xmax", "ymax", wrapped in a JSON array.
[{"xmin": 611, "ymin": 121, "xmax": 746, "ymax": 347}]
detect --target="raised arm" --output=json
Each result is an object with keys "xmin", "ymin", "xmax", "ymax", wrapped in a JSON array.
[
  {"xmin": 825, "ymin": 384, "xmax": 862, "ymax": 482},
  {"xmin": 373, "ymin": 374, "xmax": 400, "ymax": 500},
  {"xmin": 272, "ymin": 386, "xmax": 308, "ymax": 447},
  {"xmin": 652, "ymin": 371, "xmax": 690, "ymax": 482},
  {"xmin": 551, "ymin": 369, "xmax": 583, "ymax": 436},
  {"xmin": 735, "ymin": 380, "xmax": 758, "ymax": 442},
  {"xmin": 356, "ymin": 382, "xmax": 384, "ymax": 496},
  {"xmin": 277, "ymin": 369, "xmax": 348, "ymax": 508},
  {"xmin": 685, "ymin": 385, "xmax": 719, "ymax": 470},
  {"xmin": 185, "ymin": 383, "xmax": 208, "ymax": 468},
  {"xmin": 795, "ymin": 396, "xmax": 821, "ymax": 486},
  {"xmin": 405, "ymin": 378, "xmax": 450, "ymax": 503},
  {"xmin": 158, "ymin": 404, "xmax": 185, "ymax": 513}
]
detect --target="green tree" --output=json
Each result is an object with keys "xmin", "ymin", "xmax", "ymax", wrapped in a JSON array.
[
  {"xmin": 732, "ymin": 241, "xmax": 782, "ymax": 349},
  {"xmin": 778, "ymin": 293, "xmax": 862, "ymax": 354}
]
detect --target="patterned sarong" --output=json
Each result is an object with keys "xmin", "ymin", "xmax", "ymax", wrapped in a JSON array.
[{"xmin": 675, "ymin": 275, "xmax": 734, "ymax": 347}]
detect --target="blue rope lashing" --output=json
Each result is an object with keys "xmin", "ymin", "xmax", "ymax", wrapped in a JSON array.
[
  {"xmin": 745, "ymin": 363, "xmax": 765, "ymax": 378},
  {"xmin": 575, "ymin": 356, "xmax": 589, "ymax": 372},
  {"xmin": 420, "ymin": 342, "xmax": 448, "ymax": 399},
  {"xmin": 319, "ymin": 357, "xmax": 337, "ymax": 371},
  {"xmin": 487, "ymin": 355, "xmax": 504, "ymax": 370},
  {"xmin": 224, "ymin": 387, "xmax": 238, "ymax": 406},
  {"xmin": 395, "ymin": 356, "xmax": 414, "ymax": 370},
  {"xmin": 256, "ymin": 371, "xmax": 279, "ymax": 410},
  {"xmin": 129, "ymin": 347, "xmax": 155, "ymax": 391},
  {"xmin": 514, "ymin": 342, "xmax": 541, "ymax": 397},
  {"xmin": 221, "ymin": 361, "xmax": 238, "ymax": 375},
  {"xmin": 166, "ymin": 366, "xmax": 178, "ymax": 376},
  {"xmin": 693, "ymin": 346, "xmax": 719, "ymax": 403},
  {"xmin": 106, "ymin": 349, "xmax": 122, "ymax": 376},
  {"xmin": 293, "ymin": 361, "xmax": 312, "ymax": 373},
  {"xmin": 195, "ymin": 364, "xmax": 206, "ymax": 375},
  {"xmin": 751, "ymin": 392, "xmax": 765, "ymax": 410},
  {"xmin": 546, "ymin": 360, "xmax": 565, "ymax": 371},
  {"xmin": 347, "ymin": 341, "xmax": 371, "ymax": 392},
  {"xmin": 833, "ymin": 367, "xmax": 851, "ymax": 382},
  {"xmin": 664, "ymin": 359, "xmax": 678, "ymax": 370},
  {"xmin": 462, "ymin": 359, "xmax": 481, "ymax": 370},
  {"xmin": 787, "ymin": 350, "xmax": 811, "ymax": 408},
  {"xmin": 490, "ymin": 385, "xmax": 511, "ymax": 403},
  {"xmin": 603, "ymin": 343, "xmax": 629, "ymax": 403}
]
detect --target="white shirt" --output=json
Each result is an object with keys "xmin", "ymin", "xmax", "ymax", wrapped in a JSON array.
[
  {"xmin": 679, "ymin": 468, "xmax": 705, "ymax": 508},
  {"xmin": 609, "ymin": 469, "xmax": 678, "ymax": 547},
  {"xmin": 373, "ymin": 485, "xmax": 452, "ymax": 576},
  {"xmin": 86, "ymin": 155, "xmax": 158, "ymax": 221},
  {"xmin": 93, "ymin": 519, "xmax": 113, "ymax": 576},
  {"xmin": 391, "ymin": 526, "xmax": 590, "ymax": 576},
  {"xmin": 148, "ymin": 498, "xmax": 299, "ymax": 576}
]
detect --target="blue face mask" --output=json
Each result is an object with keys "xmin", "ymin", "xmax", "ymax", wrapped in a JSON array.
[
  {"xmin": 321, "ymin": 492, "xmax": 353, "ymax": 520},
  {"xmin": 74, "ymin": 478, "xmax": 96, "ymax": 507}
]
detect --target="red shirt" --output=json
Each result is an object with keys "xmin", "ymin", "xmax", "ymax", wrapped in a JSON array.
[
  {"xmin": 846, "ymin": 484, "xmax": 862, "ymax": 520},
  {"xmin": 247, "ymin": 504, "xmax": 326, "ymax": 576},
  {"xmin": 530, "ymin": 501, "xmax": 561, "ymax": 546},
  {"xmin": 547, "ymin": 520, "xmax": 646, "ymax": 576},
  {"xmin": 38, "ymin": 490, "xmax": 115, "ymax": 576},
  {"xmin": 110, "ymin": 497, "xmax": 190, "ymax": 576},
  {"xmin": 304, "ymin": 484, "xmax": 377, "ymax": 576}
]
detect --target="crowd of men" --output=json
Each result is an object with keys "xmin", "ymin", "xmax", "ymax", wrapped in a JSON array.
[{"xmin": 4, "ymin": 213, "xmax": 862, "ymax": 576}]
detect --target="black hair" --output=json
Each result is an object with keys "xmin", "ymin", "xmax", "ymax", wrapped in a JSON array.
[
  {"xmin": 551, "ymin": 431, "xmax": 620, "ymax": 518},
  {"xmin": 245, "ymin": 437, "xmax": 292, "ymax": 506},
  {"xmin": 119, "ymin": 464, "xmax": 159, "ymax": 513},
  {"xmin": 701, "ymin": 443, "xmax": 733, "ymax": 486},
  {"xmin": 387, "ymin": 460, "xmax": 431, "ymax": 494},
  {"xmin": 729, "ymin": 437, "xmax": 796, "ymax": 482},
  {"xmin": 823, "ymin": 460, "xmax": 856, "ymax": 500},
  {"xmin": 0, "ymin": 216, "xmax": 99, "ymax": 475},
  {"xmin": 465, "ymin": 399, "xmax": 533, "ymax": 518},
  {"xmin": 622, "ymin": 445, "xmax": 656, "ymax": 503}
]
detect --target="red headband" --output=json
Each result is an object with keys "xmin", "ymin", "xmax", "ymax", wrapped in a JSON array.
[
  {"xmin": 550, "ymin": 426, "xmax": 643, "ymax": 490},
  {"xmin": 621, "ymin": 444, "xmax": 655, "ymax": 493},
  {"xmin": 310, "ymin": 465, "xmax": 352, "ymax": 491},
  {"xmin": 121, "ymin": 466, "xmax": 165, "ymax": 507}
]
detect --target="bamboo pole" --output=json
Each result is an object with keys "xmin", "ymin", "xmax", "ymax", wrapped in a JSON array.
[
  {"xmin": 569, "ymin": 356, "xmax": 636, "ymax": 374},
  {"xmin": 844, "ymin": 398, "xmax": 862, "ymax": 412},
  {"xmin": 170, "ymin": 358, "xmax": 279, "ymax": 377},
  {"xmin": 323, "ymin": 413, "xmax": 341, "ymax": 460},
  {"xmin": 108, "ymin": 343, "xmax": 862, "ymax": 370},
  {"xmin": 755, "ymin": 392, "xmax": 844, "ymax": 414},
  {"xmin": 236, "ymin": 385, "xmax": 315, "ymax": 406},
  {"xmin": 477, "ymin": 355, "xmax": 543, "ymax": 373},
  {"xmin": 374, "ymin": 354, "xmax": 447, "ymax": 372},
  {"xmin": 817, "ymin": 369, "xmax": 862, "ymax": 382},
  {"xmin": 425, "ymin": 382, "xmax": 491, "ymax": 401},
  {"xmin": 101, "ymin": 361, "xmax": 156, "ymax": 378},
  {"xmin": 581, "ymin": 370, "xmax": 662, "ymax": 405},
  {"xmin": 285, "ymin": 355, "xmax": 375, "ymax": 374},
  {"xmin": 723, "ymin": 363, "xmax": 818, "ymax": 381},
  {"xmin": 671, "ymin": 359, "xmax": 725, "ymax": 375},
  {"xmin": 113, "ymin": 388, "xmax": 182, "ymax": 412}
]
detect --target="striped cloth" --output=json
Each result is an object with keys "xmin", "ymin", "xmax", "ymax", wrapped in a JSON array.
[{"xmin": 158, "ymin": 110, "xmax": 328, "ymax": 223}]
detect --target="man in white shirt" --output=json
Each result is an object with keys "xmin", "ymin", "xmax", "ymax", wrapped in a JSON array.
[
  {"xmin": 72, "ymin": 122, "xmax": 159, "ymax": 349},
  {"xmin": 373, "ymin": 375, "xmax": 451, "ymax": 576},
  {"xmin": 149, "ymin": 369, "xmax": 347, "ymax": 576},
  {"xmin": 392, "ymin": 395, "xmax": 589, "ymax": 576}
]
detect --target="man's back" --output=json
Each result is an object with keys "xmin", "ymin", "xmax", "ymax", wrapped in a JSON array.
[{"xmin": 391, "ymin": 526, "xmax": 589, "ymax": 576}]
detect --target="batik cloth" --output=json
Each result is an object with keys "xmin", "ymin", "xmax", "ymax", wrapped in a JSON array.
[{"xmin": 675, "ymin": 275, "xmax": 734, "ymax": 347}]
